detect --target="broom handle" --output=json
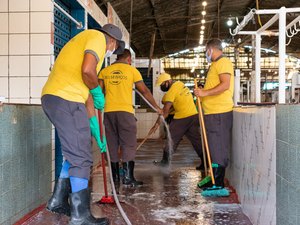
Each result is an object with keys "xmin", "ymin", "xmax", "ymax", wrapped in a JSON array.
[
  {"xmin": 195, "ymin": 81, "xmax": 208, "ymax": 177},
  {"xmin": 199, "ymin": 114, "xmax": 208, "ymax": 177},
  {"xmin": 98, "ymin": 110, "xmax": 109, "ymax": 197},
  {"xmin": 136, "ymin": 123, "xmax": 158, "ymax": 151},
  {"xmin": 194, "ymin": 79, "xmax": 215, "ymax": 185}
]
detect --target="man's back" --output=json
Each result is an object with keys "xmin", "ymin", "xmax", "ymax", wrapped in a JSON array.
[
  {"xmin": 99, "ymin": 63, "xmax": 142, "ymax": 114},
  {"xmin": 163, "ymin": 81, "xmax": 197, "ymax": 119},
  {"xmin": 42, "ymin": 30, "xmax": 106, "ymax": 103}
]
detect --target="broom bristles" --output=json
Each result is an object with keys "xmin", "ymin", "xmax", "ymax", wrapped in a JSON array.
[
  {"xmin": 201, "ymin": 186, "xmax": 230, "ymax": 197},
  {"xmin": 197, "ymin": 176, "xmax": 212, "ymax": 188}
]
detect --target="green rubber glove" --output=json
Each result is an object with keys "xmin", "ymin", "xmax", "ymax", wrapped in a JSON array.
[
  {"xmin": 89, "ymin": 116, "xmax": 107, "ymax": 153},
  {"xmin": 90, "ymin": 86, "xmax": 105, "ymax": 110}
]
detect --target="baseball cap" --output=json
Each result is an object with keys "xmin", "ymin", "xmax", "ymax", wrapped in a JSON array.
[
  {"xmin": 100, "ymin": 24, "xmax": 125, "ymax": 54},
  {"xmin": 156, "ymin": 73, "xmax": 172, "ymax": 86}
]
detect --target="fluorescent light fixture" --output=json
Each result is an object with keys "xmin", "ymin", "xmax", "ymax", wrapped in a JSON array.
[
  {"xmin": 179, "ymin": 49, "xmax": 189, "ymax": 54},
  {"xmin": 221, "ymin": 42, "xmax": 227, "ymax": 48},
  {"xmin": 227, "ymin": 18, "xmax": 233, "ymax": 27}
]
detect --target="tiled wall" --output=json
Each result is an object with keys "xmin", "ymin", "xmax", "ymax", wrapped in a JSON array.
[
  {"xmin": 0, "ymin": 0, "xmax": 53, "ymax": 104},
  {"xmin": 228, "ymin": 106, "xmax": 276, "ymax": 225},
  {"xmin": 0, "ymin": 104, "xmax": 52, "ymax": 225},
  {"xmin": 276, "ymin": 105, "xmax": 300, "ymax": 225}
]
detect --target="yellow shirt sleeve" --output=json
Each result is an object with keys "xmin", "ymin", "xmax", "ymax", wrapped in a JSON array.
[
  {"xmin": 216, "ymin": 58, "xmax": 233, "ymax": 75},
  {"xmin": 164, "ymin": 87, "xmax": 177, "ymax": 103},
  {"xmin": 84, "ymin": 33, "xmax": 105, "ymax": 62},
  {"xmin": 133, "ymin": 67, "xmax": 143, "ymax": 83}
]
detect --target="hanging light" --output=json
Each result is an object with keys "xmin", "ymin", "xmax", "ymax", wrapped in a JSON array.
[
  {"xmin": 201, "ymin": 19, "xmax": 205, "ymax": 24},
  {"xmin": 227, "ymin": 18, "xmax": 233, "ymax": 27},
  {"xmin": 200, "ymin": 30, "xmax": 204, "ymax": 35},
  {"xmin": 201, "ymin": 11, "xmax": 206, "ymax": 16},
  {"xmin": 201, "ymin": 25, "xmax": 205, "ymax": 30},
  {"xmin": 202, "ymin": 1, "xmax": 207, "ymax": 6}
]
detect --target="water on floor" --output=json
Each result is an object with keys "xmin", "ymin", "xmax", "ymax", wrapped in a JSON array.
[{"xmin": 17, "ymin": 139, "xmax": 252, "ymax": 225}]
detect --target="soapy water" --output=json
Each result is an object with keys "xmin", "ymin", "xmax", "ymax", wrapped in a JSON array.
[{"xmin": 134, "ymin": 89, "xmax": 174, "ymax": 168}]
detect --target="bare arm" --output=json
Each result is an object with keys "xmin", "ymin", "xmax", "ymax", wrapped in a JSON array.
[
  {"xmin": 82, "ymin": 53, "xmax": 99, "ymax": 89},
  {"xmin": 99, "ymin": 79, "xmax": 105, "ymax": 94},
  {"xmin": 86, "ymin": 94, "xmax": 96, "ymax": 118},
  {"xmin": 194, "ymin": 73, "xmax": 231, "ymax": 97},
  {"xmin": 135, "ymin": 81, "xmax": 162, "ymax": 113}
]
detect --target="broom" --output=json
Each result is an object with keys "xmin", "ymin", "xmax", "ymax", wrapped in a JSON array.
[
  {"xmin": 97, "ymin": 110, "xmax": 115, "ymax": 204},
  {"xmin": 194, "ymin": 79, "xmax": 229, "ymax": 197},
  {"xmin": 194, "ymin": 80, "xmax": 210, "ymax": 187}
]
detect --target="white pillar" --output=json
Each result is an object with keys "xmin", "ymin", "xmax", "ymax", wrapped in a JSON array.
[
  {"xmin": 255, "ymin": 34, "xmax": 261, "ymax": 103},
  {"xmin": 234, "ymin": 69, "xmax": 241, "ymax": 105},
  {"xmin": 278, "ymin": 7, "xmax": 286, "ymax": 104}
]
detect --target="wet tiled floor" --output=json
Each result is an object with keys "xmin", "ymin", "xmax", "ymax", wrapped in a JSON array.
[{"xmin": 17, "ymin": 139, "xmax": 253, "ymax": 225}]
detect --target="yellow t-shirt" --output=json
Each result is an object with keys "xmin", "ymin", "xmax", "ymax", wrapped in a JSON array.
[
  {"xmin": 163, "ymin": 81, "xmax": 197, "ymax": 119},
  {"xmin": 99, "ymin": 63, "xmax": 143, "ymax": 114},
  {"xmin": 162, "ymin": 94, "xmax": 175, "ymax": 115},
  {"xmin": 202, "ymin": 57, "xmax": 234, "ymax": 115},
  {"xmin": 42, "ymin": 30, "xmax": 106, "ymax": 103}
]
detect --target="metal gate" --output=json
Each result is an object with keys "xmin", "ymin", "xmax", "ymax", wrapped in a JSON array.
[{"xmin": 54, "ymin": 0, "xmax": 71, "ymax": 58}]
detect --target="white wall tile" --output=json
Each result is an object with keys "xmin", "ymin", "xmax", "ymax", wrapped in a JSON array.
[
  {"xmin": 30, "ymin": 77, "xmax": 47, "ymax": 98},
  {"xmin": 30, "ymin": 98, "xmax": 41, "ymax": 104},
  {"xmin": 30, "ymin": 12, "xmax": 52, "ymax": 33},
  {"xmin": 0, "ymin": 56, "xmax": 8, "ymax": 76},
  {"xmin": 9, "ymin": 77, "xmax": 29, "ymax": 98},
  {"xmin": 30, "ymin": 34, "xmax": 51, "ymax": 54},
  {"xmin": 9, "ymin": 0, "xmax": 29, "ymax": 12},
  {"xmin": 30, "ymin": 0, "xmax": 53, "ymax": 12},
  {"xmin": 0, "ymin": 77, "xmax": 8, "ymax": 97},
  {"xmin": 9, "ymin": 34, "xmax": 29, "ymax": 55},
  {"xmin": 0, "ymin": 13, "xmax": 8, "ymax": 33},
  {"xmin": 9, "ymin": 98, "xmax": 30, "ymax": 104},
  {"xmin": 9, "ymin": 56, "xmax": 29, "ymax": 76},
  {"xmin": 0, "ymin": 0, "xmax": 8, "ymax": 12},
  {"xmin": 0, "ymin": 35, "xmax": 8, "ymax": 55},
  {"xmin": 9, "ymin": 13, "xmax": 29, "ymax": 33},
  {"xmin": 30, "ymin": 55, "xmax": 51, "ymax": 76}
]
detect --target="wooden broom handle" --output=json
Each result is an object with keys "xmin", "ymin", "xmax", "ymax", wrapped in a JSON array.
[{"xmin": 194, "ymin": 79, "xmax": 215, "ymax": 185}]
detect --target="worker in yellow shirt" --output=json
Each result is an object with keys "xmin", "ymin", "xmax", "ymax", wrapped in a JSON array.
[
  {"xmin": 152, "ymin": 73, "xmax": 204, "ymax": 167},
  {"xmin": 41, "ymin": 24, "xmax": 125, "ymax": 225},
  {"xmin": 194, "ymin": 38, "xmax": 234, "ymax": 188},
  {"xmin": 99, "ymin": 49, "xmax": 162, "ymax": 189}
]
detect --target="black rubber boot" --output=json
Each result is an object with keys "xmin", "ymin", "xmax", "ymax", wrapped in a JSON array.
[
  {"xmin": 69, "ymin": 188, "xmax": 109, "ymax": 225},
  {"xmin": 122, "ymin": 161, "xmax": 143, "ymax": 187},
  {"xmin": 111, "ymin": 162, "xmax": 120, "ymax": 193},
  {"xmin": 153, "ymin": 150, "xmax": 169, "ymax": 167},
  {"xmin": 46, "ymin": 178, "xmax": 71, "ymax": 216},
  {"xmin": 214, "ymin": 166, "xmax": 226, "ymax": 188}
]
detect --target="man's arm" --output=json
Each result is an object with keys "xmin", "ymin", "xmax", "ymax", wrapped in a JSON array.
[
  {"xmin": 99, "ymin": 79, "xmax": 105, "ymax": 94},
  {"xmin": 194, "ymin": 73, "xmax": 231, "ymax": 97},
  {"xmin": 82, "ymin": 53, "xmax": 99, "ymax": 89},
  {"xmin": 135, "ymin": 81, "xmax": 162, "ymax": 114},
  {"xmin": 85, "ymin": 94, "xmax": 95, "ymax": 118}
]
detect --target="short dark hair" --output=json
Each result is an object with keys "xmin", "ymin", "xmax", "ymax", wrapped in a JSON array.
[
  {"xmin": 206, "ymin": 38, "xmax": 223, "ymax": 51},
  {"xmin": 117, "ymin": 49, "xmax": 131, "ymax": 60}
]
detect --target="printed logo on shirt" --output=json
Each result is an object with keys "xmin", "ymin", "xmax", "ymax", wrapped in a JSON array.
[
  {"xmin": 104, "ymin": 70, "xmax": 128, "ymax": 85},
  {"xmin": 180, "ymin": 86, "xmax": 191, "ymax": 96}
]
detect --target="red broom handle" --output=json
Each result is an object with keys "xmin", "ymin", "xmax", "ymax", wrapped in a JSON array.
[{"xmin": 98, "ymin": 110, "xmax": 108, "ymax": 197}]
